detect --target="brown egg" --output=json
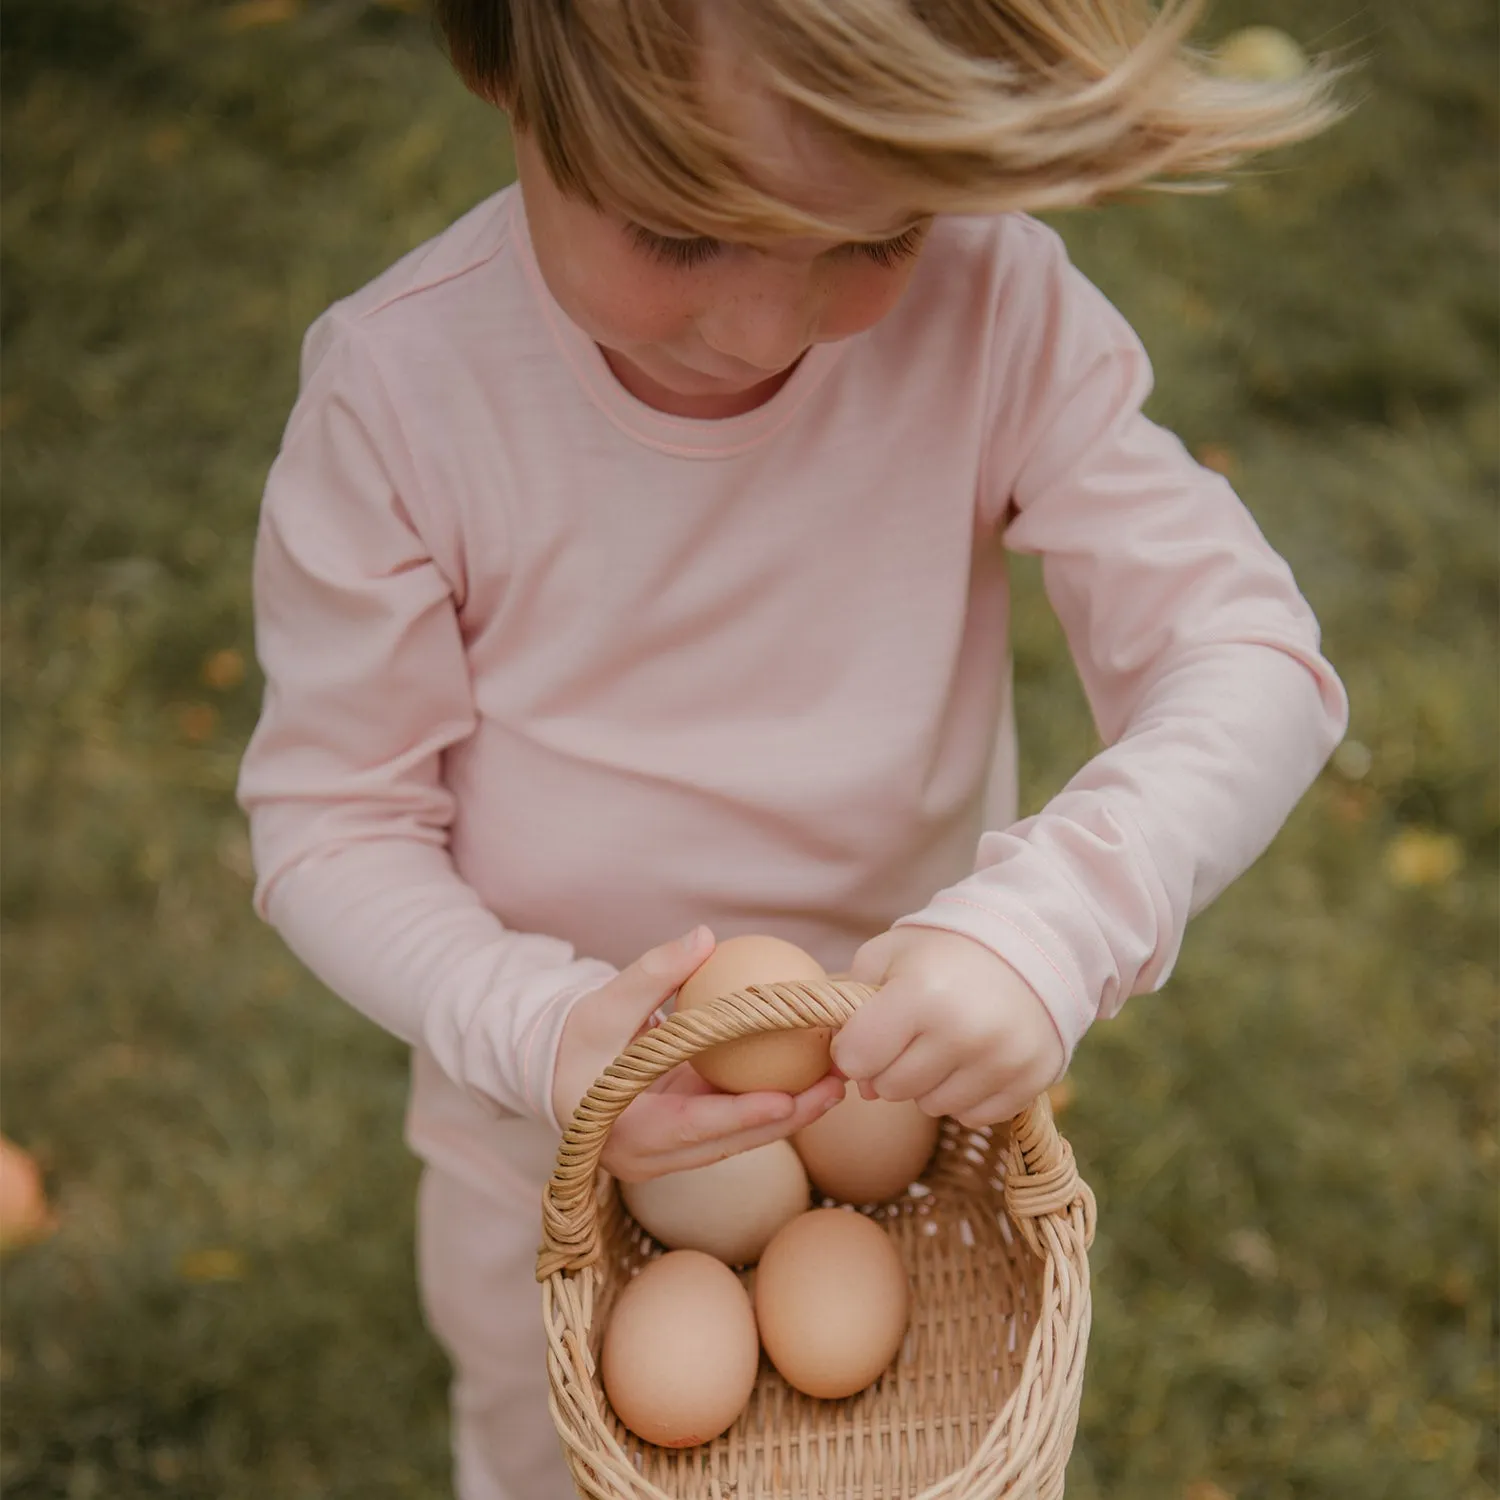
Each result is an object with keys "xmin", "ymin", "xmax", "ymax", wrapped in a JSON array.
[
  {"xmin": 792, "ymin": 1083, "xmax": 940, "ymax": 1205},
  {"xmin": 676, "ymin": 934, "xmax": 832, "ymax": 1094},
  {"xmin": 754, "ymin": 1208, "xmax": 910, "ymax": 1400},
  {"xmin": 601, "ymin": 1250, "xmax": 761, "ymax": 1448},
  {"xmin": 620, "ymin": 1140, "xmax": 811, "ymax": 1266}
]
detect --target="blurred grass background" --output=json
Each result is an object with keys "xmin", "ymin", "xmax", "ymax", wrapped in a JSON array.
[{"xmin": 0, "ymin": 2, "xmax": 1494, "ymax": 1497}]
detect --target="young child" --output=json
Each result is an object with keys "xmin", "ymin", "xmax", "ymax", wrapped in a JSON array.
[{"xmin": 238, "ymin": 2, "xmax": 1349, "ymax": 1495}]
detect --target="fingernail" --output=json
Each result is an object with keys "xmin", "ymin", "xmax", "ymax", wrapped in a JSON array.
[{"xmin": 678, "ymin": 926, "xmax": 707, "ymax": 953}]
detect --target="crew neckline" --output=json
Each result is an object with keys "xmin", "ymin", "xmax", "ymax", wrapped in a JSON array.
[{"xmin": 507, "ymin": 189, "xmax": 846, "ymax": 459}]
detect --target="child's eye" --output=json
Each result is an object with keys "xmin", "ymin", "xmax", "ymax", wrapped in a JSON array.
[
  {"xmin": 847, "ymin": 225, "xmax": 928, "ymax": 269},
  {"xmin": 626, "ymin": 221, "xmax": 928, "ymax": 270},
  {"xmin": 628, "ymin": 225, "xmax": 723, "ymax": 269}
]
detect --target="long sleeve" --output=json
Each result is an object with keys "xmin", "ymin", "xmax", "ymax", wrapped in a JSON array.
[
  {"xmin": 895, "ymin": 223, "xmax": 1348, "ymax": 1058},
  {"xmin": 237, "ymin": 314, "xmax": 616, "ymax": 1129}
]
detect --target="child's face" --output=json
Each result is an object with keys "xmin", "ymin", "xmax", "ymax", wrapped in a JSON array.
[{"xmin": 515, "ymin": 36, "xmax": 929, "ymax": 420}]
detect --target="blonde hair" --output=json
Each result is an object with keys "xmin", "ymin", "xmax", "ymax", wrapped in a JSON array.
[{"xmin": 434, "ymin": 0, "xmax": 1347, "ymax": 240}]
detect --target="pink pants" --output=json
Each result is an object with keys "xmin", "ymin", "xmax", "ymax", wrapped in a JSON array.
[{"xmin": 411, "ymin": 1054, "xmax": 580, "ymax": 1500}]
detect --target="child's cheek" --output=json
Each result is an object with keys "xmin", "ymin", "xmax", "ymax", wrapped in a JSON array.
[
  {"xmin": 567, "ymin": 255, "xmax": 700, "ymax": 349},
  {"xmin": 818, "ymin": 264, "xmax": 920, "ymax": 343}
]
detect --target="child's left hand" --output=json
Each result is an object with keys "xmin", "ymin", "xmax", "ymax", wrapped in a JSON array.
[{"xmin": 830, "ymin": 928, "xmax": 1066, "ymax": 1127}]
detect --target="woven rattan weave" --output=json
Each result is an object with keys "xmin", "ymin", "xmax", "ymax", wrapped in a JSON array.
[{"xmin": 537, "ymin": 977, "xmax": 1095, "ymax": 1500}]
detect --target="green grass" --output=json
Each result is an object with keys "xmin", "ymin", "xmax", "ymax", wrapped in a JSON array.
[{"xmin": 1, "ymin": 3, "xmax": 1495, "ymax": 1497}]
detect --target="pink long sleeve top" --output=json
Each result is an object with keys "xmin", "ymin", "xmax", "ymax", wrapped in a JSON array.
[{"xmin": 238, "ymin": 186, "xmax": 1346, "ymax": 1185}]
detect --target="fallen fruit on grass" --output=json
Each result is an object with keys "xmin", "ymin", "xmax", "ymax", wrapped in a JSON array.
[{"xmin": 0, "ymin": 1137, "xmax": 56, "ymax": 1251}]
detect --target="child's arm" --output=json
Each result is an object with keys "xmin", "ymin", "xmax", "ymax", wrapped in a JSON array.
[
  {"xmin": 832, "ymin": 220, "xmax": 1348, "ymax": 1119},
  {"xmin": 237, "ymin": 313, "xmax": 615, "ymax": 1130}
]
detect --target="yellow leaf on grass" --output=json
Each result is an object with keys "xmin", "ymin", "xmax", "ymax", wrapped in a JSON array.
[
  {"xmin": 0, "ymin": 1138, "xmax": 57, "ymax": 1252},
  {"xmin": 1328, "ymin": 784, "xmax": 1375, "ymax": 825},
  {"xmin": 1178, "ymin": 289, "xmax": 1216, "ymax": 331},
  {"xmin": 1439, "ymin": 1266, "xmax": 1472, "ymax": 1307},
  {"xmin": 202, "ymin": 647, "xmax": 246, "ymax": 691},
  {"xmin": 223, "ymin": 0, "xmax": 300, "ymax": 31},
  {"xmin": 179, "ymin": 703, "xmax": 219, "ymax": 743},
  {"xmin": 1403, "ymin": 1405, "xmax": 1462, "ymax": 1462},
  {"xmin": 1195, "ymin": 443, "xmax": 1236, "ymax": 479},
  {"xmin": 1384, "ymin": 828, "xmax": 1463, "ymax": 888},
  {"xmin": 145, "ymin": 126, "xmax": 186, "ymax": 166},
  {"xmin": 1184, "ymin": 1484, "xmax": 1235, "ymax": 1500},
  {"xmin": 177, "ymin": 1248, "xmax": 245, "ymax": 1283}
]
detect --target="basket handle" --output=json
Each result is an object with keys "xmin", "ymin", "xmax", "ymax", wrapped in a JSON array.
[
  {"xmin": 1001, "ymin": 1088, "xmax": 1097, "ymax": 1255},
  {"xmin": 536, "ymin": 976, "xmax": 1092, "ymax": 1279}
]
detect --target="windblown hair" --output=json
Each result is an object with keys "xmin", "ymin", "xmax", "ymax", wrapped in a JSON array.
[{"xmin": 433, "ymin": 0, "xmax": 1345, "ymax": 239}]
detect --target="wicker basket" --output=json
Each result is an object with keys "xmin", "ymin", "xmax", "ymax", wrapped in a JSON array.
[{"xmin": 537, "ymin": 977, "xmax": 1096, "ymax": 1500}]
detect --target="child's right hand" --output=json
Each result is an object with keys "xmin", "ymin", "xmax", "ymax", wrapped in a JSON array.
[{"xmin": 550, "ymin": 926, "xmax": 846, "ymax": 1184}]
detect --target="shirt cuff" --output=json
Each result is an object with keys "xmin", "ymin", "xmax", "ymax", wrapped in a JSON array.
[
  {"xmin": 515, "ymin": 974, "xmax": 612, "ymax": 1133},
  {"xmin": 893, "ymin": 894, "xmax": 1096, "ymax": 1061}
]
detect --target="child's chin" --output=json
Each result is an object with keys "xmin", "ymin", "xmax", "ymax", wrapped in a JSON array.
[{"xmin": 669, "ymin": 359, "xmax": 794, "ymax": 398}]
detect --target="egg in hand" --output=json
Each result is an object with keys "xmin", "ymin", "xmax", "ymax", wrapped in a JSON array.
[{"xmin": 675, "ymin": 934, "xmax": 833, "ymax": 1094}]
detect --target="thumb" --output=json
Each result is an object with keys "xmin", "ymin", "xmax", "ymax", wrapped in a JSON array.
[
  {"xmin": 848, "ymin": 929, "xmax": 898, "ymax": 987},
  {"xmin": 835, "ymin": 931, "xmax": 902, "ymax": 1097},
  {"xmin": 626, "ymin": 925, "xmax": 715, "ymax": 1031}
]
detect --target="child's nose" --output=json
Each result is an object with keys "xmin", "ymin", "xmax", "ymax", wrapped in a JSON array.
[{"xmin": 699, "ymin": 275, "xmax": 818, "ymax": 373}]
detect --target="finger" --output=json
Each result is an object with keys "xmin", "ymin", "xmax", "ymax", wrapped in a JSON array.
[
  {"xmin": 607, "ymin": 1091, "xmax": 793, "ymax": 1183},
  {"xmin": 656, "ymin": 1072, "xmax": 842, "ymax": 1149},
  {"xmin": 621, "ymin": 926, "xmax": 716, "ymax": 1033},
  {"xmin": 916, "ymin": 1067, "xmax": 1005, "ymax": 1123},
  {"xmin": 668, "ymin": 1087, "xmax": 797, "ymax": 1143},
  {"xmin": 796, "ymin": 1072, "xmax": 851, "ymax": 1114},
  {"xmin": 630, "ymin": 1074, "xmax": 846, "ymax": 1177},
  {"xmin": 829, "ymin": 984, "xmax": 923, "ymax": 1082},
  {"xmin": 951, "ymin": 1090, "xmax": 1028, "ymax": 1130},
  {"xmin": 867, "ymin": 1036, "xmax": 954, "ymax": 1103},
  {"xmin": 847, "ymin": 929, "xmax": 898, "ymax": 986},
  {"xmin": 649, "ymin": 1101, "xmax": 841, "ymax": 1176}
]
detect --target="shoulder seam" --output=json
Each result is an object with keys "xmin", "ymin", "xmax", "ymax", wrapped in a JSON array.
[
  {"xmin": 348, "ymin": 199, "xmax": 516, "ymax": 326},
  {"xmin": 301, "ymin": 313, "xmax": 473, "ymax": 607}
]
